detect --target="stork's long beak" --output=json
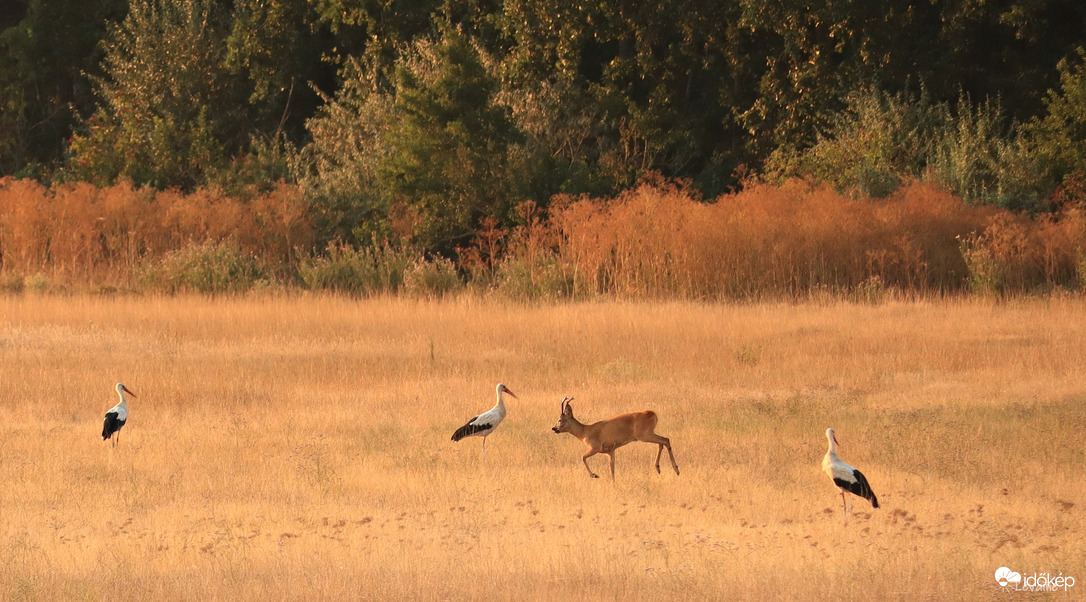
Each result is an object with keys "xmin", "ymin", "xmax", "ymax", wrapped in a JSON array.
[
  {"xmin": 123, "ymin": 385, "xmax": 137, "ymax": 397},
  {"xmin": 504, "ymin": 388, "xmax": 518, "ymax": 399},
  {"xmin": 832, "ymin": 434, "xmax": 839, "ymax": 446}
]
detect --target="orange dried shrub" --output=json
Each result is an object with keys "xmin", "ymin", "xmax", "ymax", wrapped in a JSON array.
[
  {"xmin": 593, "ymin": 182, "xmax": 694, "ymax": 297},
  {"xmin": 705, "ymin": 180, "xmax": 871, "ymax": 297},
  {"xmin": 548, "ymin": 193, "xmax": 612, "ymax": 297},
  {"xmin": 0, "ymin": 178, "xmax": 51, "ymax": 275},
  {"xmin": 964, "ymin": 206, "xmax": 1086, "ymax": 294},
  {"xmin": 47, "ymin": 182, "xmax": 103, "ymax": 278},
  {"xmin": 870, "ymin": 182, "xmax": 997, "ymax": 292},
  {"xmin": 96, "ymin": 180, "xmax": 157, "ymax": 274},
  {"xmin": 487, "ymin": 200, "xmax": 573, "ymax": 300},
  {"xmin": 0, "ymin": 178, "xmax": 314, "ymax": 288},
  {"xmin": 531, "ymin": 179, "xmax": 1014, "ymax": 300},
  {"xmin": 1034, "ymin": 208, "xmax": 1086, "ymax": 288},
  {"xmin": 250, "ymin": 183, "xmax": 312, "ymax": 265},
  {"xmin": 0, "ymin": 179, "xmax": 159, "ymax": 282},
  {"xmin": 156, "ymin": 184, "xmax": 313, "ymax": 266},
  {"xmin": 158, "ymin": 187, "xmax": 252, "ymax": 250}
]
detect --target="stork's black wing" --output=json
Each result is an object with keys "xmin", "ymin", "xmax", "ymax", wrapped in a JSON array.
[
  {"xmin": 451, "ymin": 417, "xmax": 492, "ymax": 442},
  {"xmin": 835, "ymin": 469, "xmax": 879, "ymax": 508},
  {"xmin": 102, "ymin": 412, "xmax": 125, "ymax": 440}
]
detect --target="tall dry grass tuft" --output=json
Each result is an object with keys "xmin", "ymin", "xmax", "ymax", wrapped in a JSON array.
[
  {"xmin": 533, "ymin": 180, "xmax": 999, "ymax": 299},
  {"xmin": 508, "ymin": 179, "xmax": 1084, "ymax": 300},
  {"xmin": 960, "ymin": 208, "xmax": 1086, "ymax": 295},
  {"xmin": 0, "ymin": 178, "xmax": 311, "ymax": 288},
  {"xmin": 0, "ymin": 178, "xmax": 64, "ymax": 276}
]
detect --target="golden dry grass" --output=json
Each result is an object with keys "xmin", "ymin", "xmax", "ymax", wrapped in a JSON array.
[{"xmin": 1, "ymin": 294, "xmax": 1084, "ymax": 600}]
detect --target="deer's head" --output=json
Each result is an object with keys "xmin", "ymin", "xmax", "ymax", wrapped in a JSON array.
[{"xmin": 551, "ymin": 396, "xmax": 575, "ymax": 433}]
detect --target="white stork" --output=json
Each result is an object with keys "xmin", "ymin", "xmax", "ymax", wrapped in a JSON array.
[
  {"xmin": 451, "ymin": 383, "xmax": 518, "ymax": 456},
  {"xmin": 102, "ymin": 383, "xmax": 136, "ymax": 446},
  {"xmin": 822, "ymin": 427, "xmax": 879, "ymax": 521}
]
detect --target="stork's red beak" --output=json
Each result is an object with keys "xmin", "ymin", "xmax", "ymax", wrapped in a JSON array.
[
  {"xmin": 505, "ymin": 388, "xmax": 518, "ymax": 399},
  {"xmin": 123, "ymin": 385, "xmax": 137, "ymax": 397},
  {"xmin": 833, "ymin": 434, "xmax": 839, "ymax": 446}
]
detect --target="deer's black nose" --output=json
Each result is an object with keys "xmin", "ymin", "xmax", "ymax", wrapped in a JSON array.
[{"xmin": 551, "ymin": 427, "xmax": 560, "ymax": 433}]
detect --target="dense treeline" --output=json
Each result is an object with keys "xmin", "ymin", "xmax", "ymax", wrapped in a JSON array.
[{"xmin": 2, "ymin": 0, "xmax": 1086, "ymax": 297}]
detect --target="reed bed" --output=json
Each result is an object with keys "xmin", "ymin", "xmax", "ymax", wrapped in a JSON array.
[{"xmin": 3, "ymin": 177, "xmax": 1084, "ymax": 299}]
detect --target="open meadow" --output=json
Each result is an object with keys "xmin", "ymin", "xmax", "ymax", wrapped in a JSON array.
[{"xmin": 0, "ymin": 294, "xmax": 1084, "ymax": 600}]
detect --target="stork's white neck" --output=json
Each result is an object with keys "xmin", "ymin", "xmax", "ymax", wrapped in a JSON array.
[
  {"xmin": 494, "ymin": 390, "xmax": 507, "ymax": 418},
  {"xmin": 825, "ymin": 431, "xmax": 838, "ymax": 458}
]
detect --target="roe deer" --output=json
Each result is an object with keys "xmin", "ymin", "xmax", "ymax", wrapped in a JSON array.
[{"xmin": 551, "ymin": 396, "xmax": 679, "ymax": 480}]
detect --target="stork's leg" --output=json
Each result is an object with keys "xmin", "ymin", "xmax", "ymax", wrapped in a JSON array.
[
  {"xmin": 841, "ymin": 491, "xmax": 848, "ymax": 523},
  {"xmin": 482, "ymin": 435, "xmax": 487, "ymax": 459}
]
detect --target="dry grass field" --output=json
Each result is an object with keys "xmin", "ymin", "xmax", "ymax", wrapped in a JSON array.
[{"xmin": 1, "ymin": 294, "xmax": 1084, "ymax": 600}]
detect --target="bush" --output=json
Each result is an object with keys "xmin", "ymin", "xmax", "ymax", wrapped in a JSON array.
[
  {"xmin": 0, "ymin": 274, "xmax": 26, "ymax": 294},
  {"xmin": 1023, "ymin": 47, "xmax": 1086, "ymax": 209},
  {"xmin": 66, "ymin": 0, "xmax": 235, "ymax": 189},
  {"xmin": 958, "ymin": 209, "xmax": 1086, "ymax": 295},
  {"xmin": 0, "ymin": 178, "xmax": 312, "ymax": 287},
  {"xmin": 299, "ymin": 30, "xmax": 523, "ymax": 253},
  {"xmin": 402, "ymin": 256, "xmax": 462, "ymax": 299},
  {"xmin": 764, "ymin": 87, "xmax": 943, "ymax": 199},
  {"xmin": 297, "ymin": 242, "xmax": 415, "ymax": 296},
  {"xmin": 925, "ymin": 95, "xmax": 1037, "ymax": 210},
  {"xmin": 140, "ymin": 239, "xmax": 264, "ymax": 294},
  {"xmin": 533, "ymin": 180, "xmax": 1001, "ymax": 300},
  {"xmin": 958, "ymin": 232, "xmax": 1004, "ymax": 296},
  {"xmin": 492, "ymin": 254, "xmax": 574, "ymax": 301},
  {"xmin": 765, "ymin": 87, "xmax": 1043, "ymax": 211}
]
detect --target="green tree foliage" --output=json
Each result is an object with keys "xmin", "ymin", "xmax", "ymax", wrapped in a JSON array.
[
  {"xmin": 65, "ymin": 0, "xmax": 328, "ymax": 191},
  {"xmin": 0, "ymin": 0, "xmax": 125, "ymax": 177},
  {"xmin": 308, "ymin": 0, "xmax": 441, "ymax": 77},
  {"xmin": 765, "ymin": 88, "xmax": 944, "ymax": 199},
  {"xmin": 65, "ymin": 0, "xmax": 238, "ymax": 188},
  {"xmin": 736, "ymin": 0, "xmax": 1086, "ymax": 162},
  {"xmin": 497, "ymin": 0, "xmax": 742, "ymax": 196},
  {"xmin": 768, "ymin": 87, "xmax": 1038, "ymax": 209},
  {"xmin": 299, "ymin": 58, "xmax": 393, "ymax": 246},
  {"xmin": 3, "ymin": 0, "xmax": 1086, "ymax": 259},
  {"xmin": 1026, "ymin": 48, "xmax": 1086, "ymax": 205},
  {"xmin": 302, "ymin": 29, "xmax": 519, "ymax": 254},
  {"xmin": 378, "ymin": 29, "xmax": 519, "ymax": 254},
  {"xmin": 927, "ymin": 96, "xmax": 1035, "ymax": 210}
]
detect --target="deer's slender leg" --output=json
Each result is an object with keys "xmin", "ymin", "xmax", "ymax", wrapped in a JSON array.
[
  {"xmin": 643, "ymin": 433, "xmax": 679, "ymax": 475},
  {"xmin": 582, "ymin": 450, "xmax": 600, "ymax": 478}
]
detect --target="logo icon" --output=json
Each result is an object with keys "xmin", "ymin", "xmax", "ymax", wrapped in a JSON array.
[{"xmin": 996, "ymin": 567, "xmax": 1022, "ymax": 587}]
